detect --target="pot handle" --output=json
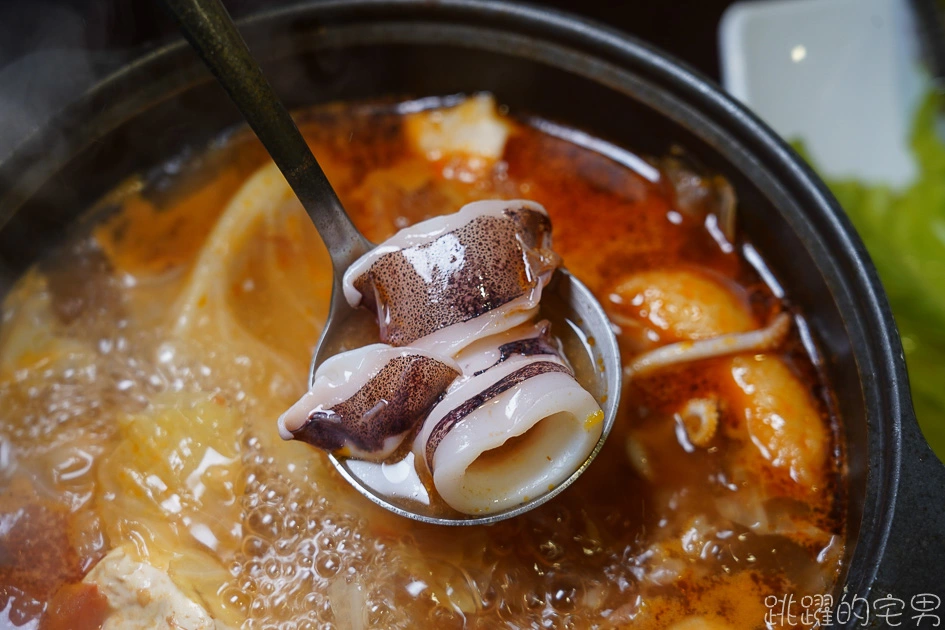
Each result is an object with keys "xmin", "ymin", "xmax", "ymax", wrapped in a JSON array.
[{"xmin": 872, "ymin": 410, "xmax": 945, "ymax": 600}]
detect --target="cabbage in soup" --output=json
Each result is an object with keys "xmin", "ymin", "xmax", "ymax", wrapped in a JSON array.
[{"xmin": 0, "ymin": 95, "xmax": 845, "ymax": 629}]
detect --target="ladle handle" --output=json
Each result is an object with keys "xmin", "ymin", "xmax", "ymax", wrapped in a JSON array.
[{"xmin": 162, "ymin": 0, "xmax": 371, "ymax": 272}]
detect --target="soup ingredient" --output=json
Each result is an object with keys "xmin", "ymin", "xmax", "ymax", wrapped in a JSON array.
[
  {"xmin": 616, "ymin": 262, "xmax": 825, "ymax": 497},
  {"xmin": 452, "ymin": 319, "xmax": 561, "ymax": 375},
  {"xmin": 404, "ymin": 93, "xmax": 511, "ymax": 167},
  {"xmin": 796, "ymin": 90, "xmax": 945, "ymax": 458},
  {"xmin": 676, "ymin": 397, "xmax": 720, "ymax": 447},
  {"xmin": 169, "ymin": 160, "xmax": 331, "ymax": 368},
  {"xmin": 343, "ymin": 199, "xmax": 558, "ymax": 353},
  {"xmin": 95, "ymin": 394, "xmax": 244, "ymax": 626},
  {"xmin": 608, "ymin": 267, "xmax": 786, "ymax": 379},
  {"xmin": 414, "ymin": 324, "xmax": 602, "ymax": 514},
  {"xmin": 278, "ymin": 345, "xmax": 460, "ymax": 459},
  {"xmin": 0, "ymin": 96, "xmax": 843, "ymax": 628},
  {"xmin": 624, "ymin": 311, "xmax": 791, "ymax": 379},
  {"xmin": 0, "ymin": 479, "xmax": 87, "ymax": 624},
  {"xmin": 667, "ymin": 616, "xmax": 734, "ymax": 630},
  {"xmin": 287, "ymin": 197, "xmax": 601, "ymax": 514},
  {"xmin": 82, "ymin": 547, "xmax": 218, "ymax": 630},
  {"xmin": 607, "ymin": 268, "xmax": 756, "ymax": 351},
  {"xmin": 721, "ymin": 354, "xmax": 828, "ymax": 493},
  {"xmin": 660, "ymin": 156, "xmax": 738, "ymax": 245},
  {"xmin": 40, "ymin": 582, "xmax": 110, "ymax": 630}
]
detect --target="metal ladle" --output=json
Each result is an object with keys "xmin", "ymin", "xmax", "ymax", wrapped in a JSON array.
[{"xmin": 164, "ymin": 0, "xmax": 621, "ymax": 525}]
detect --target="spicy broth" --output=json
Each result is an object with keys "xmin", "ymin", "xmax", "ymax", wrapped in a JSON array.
[{"xmin": 0, "ymin": 97, "xmax": 844, "ymax": 629}]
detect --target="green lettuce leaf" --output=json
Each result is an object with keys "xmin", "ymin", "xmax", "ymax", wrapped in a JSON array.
[{"xmin": 794, "ymin": 90, "xmax": 945, "ymax": 459}]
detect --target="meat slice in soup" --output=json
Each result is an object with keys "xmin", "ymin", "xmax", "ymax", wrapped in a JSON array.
[
  {"xmin": 343, "ymin": 199, "xmax": 558, "ymax": 354},
  {"xmin": 279, "ymin": 345, "xmax": 460, "ymax": 460},
  {"xmin": 414, "ymin": 340, "xmax": 602, "ymax": 514}
]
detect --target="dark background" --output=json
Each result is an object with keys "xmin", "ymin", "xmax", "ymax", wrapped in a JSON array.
[
  {"xmin": 0, "ymin": 1, "xmax": 737, "ymax": 156},
  {"xmin": 0, "ymin": 1, "xmax": 734, "ymax": 76}
]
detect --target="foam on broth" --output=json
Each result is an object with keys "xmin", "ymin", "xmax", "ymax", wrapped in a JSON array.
[{"xmin": 0, "ymin": 97, "xmax": 845, "ymax": 629}]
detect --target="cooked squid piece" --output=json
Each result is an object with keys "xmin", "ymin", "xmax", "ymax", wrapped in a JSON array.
[
  {"xmin": 453, "ymin": 319, "xmax": 564, "ymax": 376},
  {"xmin": 279, "ymin": 345, "xmax": 459, "ymax": 461},
  {"xmin": 343, "ymin": 199, "xmax": 559, "ymax": 355},
  {"xmin": 415, "ymin": 335, "xmax": 603, "ymax": 514}
]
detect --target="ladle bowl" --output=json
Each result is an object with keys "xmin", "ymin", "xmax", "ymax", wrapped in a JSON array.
[{"xmin": 164, "ymin": 0, "xmax": 622, "ymax": 525}]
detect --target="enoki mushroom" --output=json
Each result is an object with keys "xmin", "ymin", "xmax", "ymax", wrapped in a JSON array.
[{"xmin": 623, "ymin": 312, "xmax": 792, "ymax": 381}]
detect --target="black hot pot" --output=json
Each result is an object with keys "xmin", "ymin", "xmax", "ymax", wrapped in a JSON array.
[{"xmin": 0, "ymin": 0, "xmax": 942, "ymax": 622}]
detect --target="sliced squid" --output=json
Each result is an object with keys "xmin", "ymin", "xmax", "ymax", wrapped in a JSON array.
[
  {"xmin": 279, "ymin": 344, "xmax": 460, "ymax": 461},
  {"xmin": 414, "ymin": 347, "xmax": 603, "ymax": 515},
  {"xmin": 452, "ymin": 319, "xmax": 564, "ymax": 377},
  {"xmin": 342, "ymin": 199, "xmax": 559, "ymax": 355}
]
